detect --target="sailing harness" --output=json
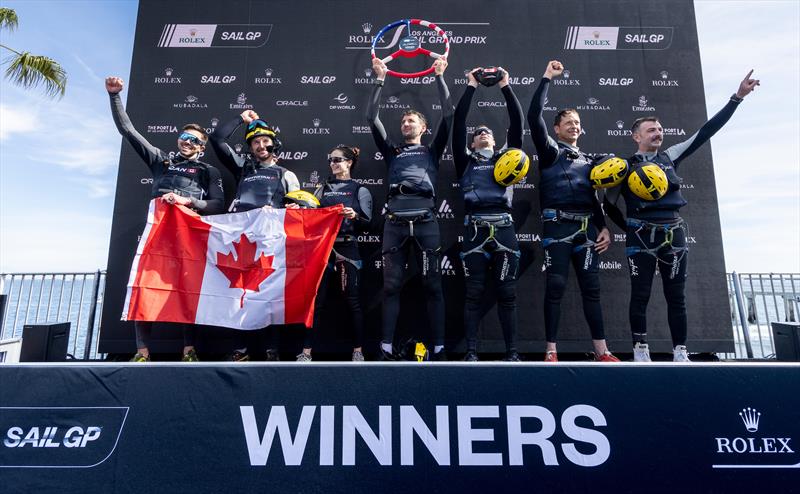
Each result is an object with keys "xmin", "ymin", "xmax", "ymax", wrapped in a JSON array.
[
  {"xmin": 460, "ymin": 213, "xmax": 520, "ymax": 259},
  {"xmin": 625, "ymin": 217, "xmax": 689, "ymax": 264},
  {"xmin": 541, "ymin": 208, "xmax": 595, "ymax": 253}
]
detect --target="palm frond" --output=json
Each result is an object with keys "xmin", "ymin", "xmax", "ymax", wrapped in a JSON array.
[
  {"xmin": 0, "ymin": 8, "xmax": 19, "ymax": 31},
  {"xmin": 4, "ymin": 51, "xmax": 67, "ymax": 98}
]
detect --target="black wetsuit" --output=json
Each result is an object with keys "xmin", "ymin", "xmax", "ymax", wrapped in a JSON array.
[
  {"xmin": 304, "ymin": 178, "xmax": 374, "ymax": 351},
  {"xmin": 110, "ymin": 91, "xmax": 225, "ymax": 352},
  {"xmin": 604, "ymin": 96, "xmax": 744, "ymax": 347},
  {"xmin": 367, "ymin": 75, "xmax": 454, "ymax": 350},
  {"xmin": 528, "ymin": 78, "xmax": 608, "ymax": 345},
  {"xmin": 453, "ymin": 84, "xmax": 523, "ymax": 354},
  {"xmin": 210, "ymin": 116, "xmax": 299, "ymax": 211}
]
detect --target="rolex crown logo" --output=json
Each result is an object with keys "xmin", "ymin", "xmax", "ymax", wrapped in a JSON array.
[
  {"xmin": 365, "ymin": 68, "xmax": 372, "ymax": 77},
  {"xmin": 165, "ymin": 67, "xmax": 173, "ymax": 76},
  {"xmin": 190, "ymin": 29, "xmax": 197, "ymax": 36},
  {"xmin": 563, "ymin": 69, "xmax": 571, "ymax": 79},
  {"xmin": 211, "ymin": 118, "xmax": 219, "ymax": 127},
  {"xmin": 593, "ymin": 31, "xmax": 600, "ymax": 38},
  {"xmin": 660, "ymin": 70, "xmax": 669, "ymax": 79},
  {"xmin": 265, "ymin": 68, "xmax": 273, "ymax": 77},
  {"xmin": 362, "ymin": 22, "xmax": 373, "ymax": 33},
  {"xmin": 234, "ymin": 143, "xmax": 243, "ymax": 153},
  {"xmin": 312, "ymin": 118, "xmax": 321, "ymax": 128},
  {"xmin": 616, "ymin": 120, "xmax": 624, "ymax": 129},
  {"xmin": 739, "ymin": 407, "xmax": 761, "ymax": 433}
]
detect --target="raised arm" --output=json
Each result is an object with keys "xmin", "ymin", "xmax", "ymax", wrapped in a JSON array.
[
  {"xmin": 666, "ymin": 70, "xmax": 759, "ymax": 167},
  {"xmin": 452, "ymin": 69, "xmax": 479, "ymax": 177},
  {"xmin": 527, "ymin": 62, "xmax": 562, "ymax": 167},
  {"xmin": 209, "ymin": 111, "xmax": 250, "ymax": 179},
  {"xmin": 366, "ymin": 58, "xmax": 393, "ymax": 160},
  {"xmin": 106, "ymin": 77, "xmax": 164, "ymax": 171},
  {"xmin": 429, "ymin": 58, "xmax": 454, "ymax": 160},
  {"xmin": 499, "ymin": 69, "xmax": 523, "ymax": 149}
]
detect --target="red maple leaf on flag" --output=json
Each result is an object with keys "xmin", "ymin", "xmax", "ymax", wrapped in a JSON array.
[{"xmin": 216, "ymin": 234, "xmax": 275, "ymax": 308}]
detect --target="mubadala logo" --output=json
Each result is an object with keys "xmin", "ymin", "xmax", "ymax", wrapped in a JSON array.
[
  {"xmin": 632, "ymin": 95, "xmax": 655, "ymax": 112},
  {"xmin": 380, "ymin": 95, "xmax": 411, "ymax": 110},
  {"xmin": 155, "ymin": 67, "xmax": 181, "ymax": 84},
  {"xmin": 255, "ymin": 68, "xmax": 282, "ymax": 84},
  {"xmin": 173, "ymin": 95, "xmax": 207, "ymax": 109},
  {"xmin": 436, "ymin": 199, "xmax": 455, "ymax": 219},
  {"xmin": 712, "ymin": 407, "xmax": 796, "ymax": 468},
  {"xmin": 552, "ymin": 69, "xmax": 580, "ymax": 86},
  {"xmin": 355, "ymin": 67, "xmax": 376, "ymax": 85},
  {"xmin": 302, "ymin": 118, "xmax": 331, "ymax": 135},
  {"xmin": 300, "ymin": 75, "xmax": 337, "ymax": 84},
  {"xmin": 147, "ymin": 124, "xmax": 178, "ymax": 133},
  {"xmin": 652, "ymin": 70, "xmax": 679, "ymax": 87},
  {"xmin": 201, "ymin": 74, "xmax": 236, "ymax": 84},
  {"xmin": 598, "ymin": 77, "xmax": 634, "ymax": 86},
  {"xmin": 276, "ymin": 99, "xmax": 309, "ymax": 107},
  {"xmin": 240, "ymin": 404, "xmax": 609, "ymax": 467},
  {"xmin": 608, "ymin": 120, "xmax": 632, "ymax": 137},
  {"xmin": 330, "ymin": 93, "xmax": 356, "ymax": 110},
  {"xmin": 577, "ymin": 97, "xmax": 610, "ymax": 111},
  {"xmin": 440, "ymin": 255, "xmax": 457, "ymax": 276},
  {"xmin": 230, "ymin": 93, "xmax": 254, "ymax": 110}
]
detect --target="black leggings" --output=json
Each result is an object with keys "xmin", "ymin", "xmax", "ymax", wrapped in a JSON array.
[
  {"xmin": 626, "ymin": 220, "xmax": 689, "ymax": 346},
  {"xmin": 461, "ymin": 223, "xmax": 519, "ymax": 352},
  {"xmin": 381, "ymin": 215, "xmax": 445, "ymax": 347},
  {"xmin": 134, "ymin": 321, "xmax": 196, "ymax": 350},
  {"xmin": 305, "ymin": 242, "xmax": 365, "ymax": 350},
  {"xmin": 542, "ymin": 220, "xmax": 604, "ymax": 343}
]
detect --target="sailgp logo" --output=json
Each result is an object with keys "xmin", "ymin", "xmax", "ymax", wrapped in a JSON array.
[{"xmin": 712, "ymin": 407, "xmax": 797, "ymax": 469}]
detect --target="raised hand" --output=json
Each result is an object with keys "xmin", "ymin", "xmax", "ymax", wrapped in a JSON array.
[
  {"xmin": 433, "ymin": 57, "xmax": 448, "ymax": 76},
  {"xmin": 736, "ymin": 69, "xmax": 760, "ymax": 99},
  {"xmin": 498, "ymin": 66, "xmax": 510, "ymax": 88},
  {"xmin": 543, "ymin": 60, "xmax": 564, "ymax": 79},
  {"xmin": 372, "ymin": 58, "xmax": 387, "ymax": 79},
  {"xmin": 467, "ymin": 67, "xmax": 481, "ymax": 88},
  {"xmin": 105, "ymin": 76, "xmax": 124, "ymax": 94}
]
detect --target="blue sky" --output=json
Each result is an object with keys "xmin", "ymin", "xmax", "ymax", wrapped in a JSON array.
[{"xmin": 0, "ymin": 0, "xmax": 798, "ymax": 273}]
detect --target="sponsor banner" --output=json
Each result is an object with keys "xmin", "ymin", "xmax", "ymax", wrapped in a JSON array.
[
  {"xmin": 564, "ymin": 26, "xmax": 674, "ymax": 50},
  {"xmin": 158, "ymin": 24, "xmax": 272, "ymax": 48},
  {"xmin": 1, "ymin": 365, "xmax": 798, "ymax": 493}
]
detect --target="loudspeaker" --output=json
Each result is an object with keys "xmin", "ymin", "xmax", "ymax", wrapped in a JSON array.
[
  {"xmin": 771, "ymin": 322, "xmax": 800, "ymax": 361},
  {"xmin": 20, "ymin": 323, "xmax": 71, "ymax": 362}
]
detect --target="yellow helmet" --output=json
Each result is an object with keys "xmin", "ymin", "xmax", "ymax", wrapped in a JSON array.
[
  {"xmin": 283, "ymin": 190, "xmax": 320, "ymax": 208},
  {"xmin": 493, "ymin": 148, "xmax": 530, "ymax": 186},
  {"xmin": 627, "ymin": 163, "xmax": 668, "ymax": 201},
  {"xmin": 590, "ymin": 156, "xmax": 629, "ymax": 189}
]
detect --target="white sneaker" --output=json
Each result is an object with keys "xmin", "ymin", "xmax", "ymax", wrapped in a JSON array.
[
  {"xmin": 352, "ymin": 350, "xmax": 365, "ymax": 362},
  {"xmin": 296, "ymin": 353, "xmax": 312, "ymax": 362},
  {"xmin": 673, "ymin": 345, "xmax": 690, "ymax": 362},
  {"xmin": 633, "ymin": 342, "xmax": 651, "ymax": 362}
]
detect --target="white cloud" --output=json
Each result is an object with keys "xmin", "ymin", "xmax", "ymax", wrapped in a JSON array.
[{"xmin": 0, "ymin": 103, "xmax": 39, "ymax": 140}]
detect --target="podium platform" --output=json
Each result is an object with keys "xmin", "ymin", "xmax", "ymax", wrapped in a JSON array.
[{"xmin": 2, "ymin": 362, "xmax": 798, "ymax": 493}]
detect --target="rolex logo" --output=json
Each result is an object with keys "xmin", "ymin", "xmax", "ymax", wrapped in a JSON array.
[
  {"xmin": 660, "ymin": 70, "xmax": 669, "ymax": 79},
  {"xmin": 234, "ymin": 143, "xmax": 243, "ymax": 153},
  {"xmin": 740, "ymin": 407, "xmax": 761, "ymax": 433},
  {"xmin": 463, "ymin": 69, "xmax": 472, "ymax": 77},
  {"xmin": 616, "ymin": 120, "xmax": 624, "ymax": 130},
  {"xmin": 563, "ymin": 69, "xmax": 571, "ymax": 79},
  {"xmin": 592, "ymin": 31, "xmax": 600, "ymax": 38},
  {"xmin": 190, "ymin": 29, "xmax": 197, "ymax": 36},
  {"xmin": 210, "ymin": 118, "xmax": 219, "ymax": 128},
  {"xmin": 165, "ymin": 67, "xmax": 173, "ymax": 76},
  {"xmin": 312, "ymin": 118, "xmax": 321, "ymax": 128},
  {"xmin": 265, "ymin": 68, "xmax": 274, "ymax": 77},
  {"xmin": 362, "ymin": 22, "xmax": 373, "ymax": 33},
  {"xmin": 365, "ymin": 68, "xmax": 372, "ymax": 77}
]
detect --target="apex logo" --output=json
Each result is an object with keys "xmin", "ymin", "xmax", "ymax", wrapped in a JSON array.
[
  {"xmin": 436, "ymin": 200, "xmax": 455, "ymax": 219},
  {"xmin": 440, "ymin": 255, "xmax": 456, "ymax": 275}
]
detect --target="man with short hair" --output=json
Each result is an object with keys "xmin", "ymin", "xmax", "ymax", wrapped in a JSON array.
[
  {"xmin": 604, "ymin": 70, "xmax": 759, "ymax": 362},
  {"xmin": 528, "ymin": 61, "xmax": 617, "ymax": 363},
  {"xmin": 209, "ymin": 110, "xmax": 300, "ymax": 361},
  {"xmin": 106, "ymin": 76, "xmax": 225, "ymax": 362},
  {"xmin": 367, "ymin": 57, "xmax": 453, "ymax": 361}
]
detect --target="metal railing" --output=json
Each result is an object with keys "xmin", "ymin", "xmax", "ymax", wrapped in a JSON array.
[
  {"xmin": 726, "ymin": 272, "xmax": 800, "ymax": 359},
  {"xmin": 0, "ymin": 271, "xmax": 106, "ymax": 360},
  {"xmin": 0, "ymin": 270, "xmax": 797, "ymax": 361}
]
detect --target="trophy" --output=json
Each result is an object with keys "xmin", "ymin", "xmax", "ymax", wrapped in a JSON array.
[{"xmin": 370, "ymin": 19, "xmax": 450, "ymax": 78}]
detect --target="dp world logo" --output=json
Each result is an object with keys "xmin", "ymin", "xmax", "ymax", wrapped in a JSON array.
[
  {"xmin": 330, "ymin": 93, "xmax": 356, "ymax": 111},
  {"xmin": 713, "ymin": 407, "xmax": 796, "ymax": 469}
]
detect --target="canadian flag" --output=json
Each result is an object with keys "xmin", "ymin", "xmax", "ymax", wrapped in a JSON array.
[{"xmin": 122, "ymin": 200, "xmax": 342, "ymax": 329}]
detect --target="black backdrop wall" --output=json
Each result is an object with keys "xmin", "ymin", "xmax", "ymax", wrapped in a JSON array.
[{"xmin": 99, "ymin": 0, "xmax": 733, "ymax": 355}]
